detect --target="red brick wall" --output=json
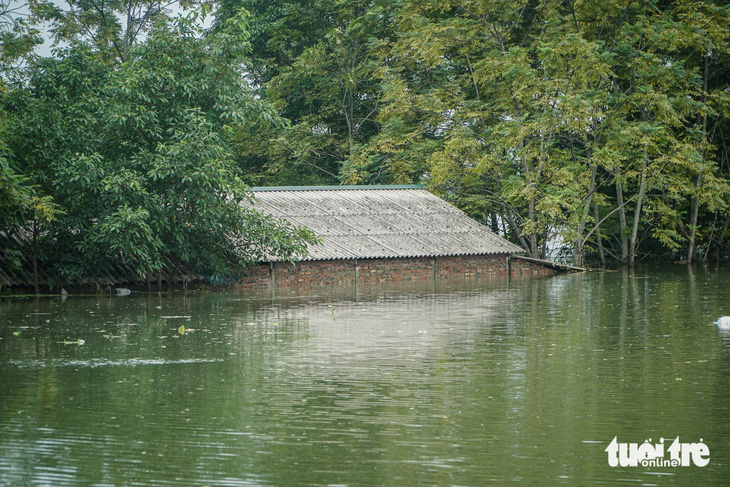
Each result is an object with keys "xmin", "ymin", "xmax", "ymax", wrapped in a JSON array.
[
  {"xmin": 236, "ymin": 254, "xmax": 554, "ymax": 289},
  {"xmin": 358, "ymin": 257, "xmax": 434, "ymax": 283},
  {"xmin": 435, "ymin": 254, "xmax": 509, "ymax": 279},
  {"xmin": 237, "ymin": 264, "xmax": 271, "ymax": 289},
  {"xmin": 509, "ymin": 258, "xmax": 557, "ymax": 275},
  {"xmin": 272, "ymin": 259, "xmax": 356, "ymax": 288}
]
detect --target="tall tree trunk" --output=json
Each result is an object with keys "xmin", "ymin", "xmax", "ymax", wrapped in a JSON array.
[
  {"xmin": 466, "ymin": 53, "xmax": 487, "ymax": 133},
  {"xmin": 687, "ymin": 169, "xmax": 703, "ymax": 263},
  {"xmin": 347, "ymin": 87, "xmax": 355, "ymax": 159},
  {"xmin": 687, "ymin": 54, "xmax": 710, "ymax": 264},
  {"xmin": 615, "ymin": 170, "xmax": 629, "ymax": 264},
  {"xmin": 714, "ymin": 213, "xmax": 730, "ymax": 262},
  {"xmin": 540, "ymin": 231, "xmax": 548, "ymax": 260},
  {"xmin": 505, "ymin": 210, "xmax": 530, "ymax": 253},
  {"xmin": 489, "ymin": 211, "xmax": 499, "ymax": 234},
  {"xmin": 629, "ymin": 151, "xmax": 648, "ymax": 266},
  {"xmin": 703, "ymin": 213, "xmax": 717, "ymax": 264},
  {"xmin": 574, "ymin": 237, "xmax": 584, "ymax": 267},
  {"xmin": 593, "ymin": 202, "xmax": 606, "ymax": 267},
  {"xmin": 574, "ymin": 163, "xmax": 597, "ymax": 267},
  {"xmin": 528, "ymin": 196, "xmax": 538, "ymax": 258}
]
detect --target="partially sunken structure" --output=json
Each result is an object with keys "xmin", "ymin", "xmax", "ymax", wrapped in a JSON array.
[{"xmin": 239, "ymin": 185, "xmax": 552, "ymax": 289}]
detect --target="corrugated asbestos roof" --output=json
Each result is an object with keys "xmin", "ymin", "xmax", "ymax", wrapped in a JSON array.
[{"xmin": 250, "ymin": 186, "xmax": 524, "ymax": 261}]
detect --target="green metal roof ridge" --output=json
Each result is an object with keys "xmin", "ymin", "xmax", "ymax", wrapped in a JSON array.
[{"xmin": 251, "ymin": 184, "xmax": 425, "ymax": 192}]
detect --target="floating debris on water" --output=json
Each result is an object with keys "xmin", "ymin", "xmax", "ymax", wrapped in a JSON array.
[{"xmin": 716, "ymin": 316, "xmax": 730, "ymax": 330}]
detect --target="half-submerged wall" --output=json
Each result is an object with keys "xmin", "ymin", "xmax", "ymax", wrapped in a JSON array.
[{"xmin": 237, "ymin": 254, "xmax": 554, "ymax": 289}]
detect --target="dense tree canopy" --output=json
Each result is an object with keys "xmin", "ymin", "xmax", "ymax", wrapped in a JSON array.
[
  {"xmin": 226, "ymin": 0, "xmax": 730, "ymax": 266},
  {"xmin": 2, "ymin": 0, "xmax": 729, "ymax": 292},
  {"xmin": 1, "ymin": 3, "xmax": 316, "ymax": 291},
  {"xmin": 220, "ymin": 0, "xmax": 398, "ymax": 185}
]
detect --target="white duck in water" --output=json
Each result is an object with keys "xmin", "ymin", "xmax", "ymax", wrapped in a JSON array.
[{"xmin": 716, "ymin": 316, "xmax": 730, "ymax": 331}]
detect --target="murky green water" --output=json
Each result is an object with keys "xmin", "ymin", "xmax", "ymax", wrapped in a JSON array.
[{"xmin": 1, "ymin": 266, "xmax": 730, "ymax": 486}]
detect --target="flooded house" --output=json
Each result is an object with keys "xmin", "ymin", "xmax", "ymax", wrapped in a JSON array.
[
  {"xmin": 0, "ymin": 185, "xmax": 555, "ymax": 293},
  {"xmin": 239, "ymin": 185, "xmax": 553, "ymax": 289}
]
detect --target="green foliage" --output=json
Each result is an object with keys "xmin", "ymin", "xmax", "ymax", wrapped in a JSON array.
[
  {"xmin": 2, "ymin": 11, "xmax": 317, "ymax": 286},
  {"xmin": 34, "ymin": 0, "xmax": 207, "ymax": 64},
  {"xmin": 215, "ymin": 0, "xmax": 730, "ymax": 264},
  {"xmin": 0, "ymin": 94, "xmax": 59, "ymax": 240},
  {"xmin": 0, "ymin": 0, "xmax": 45, "ymax": 70},
  {"xmin": 3, "ymin": 0, "xmax": 730, "ymax": 280},
  {"xmin": 346, "ymin": 0, "xmax": 730, "ymax": 264},
  {"xmin": 222, "ymin": 0, "xmax": 397, "ymax": 185},
  {"xmin": 0, "ymin": 153, "xmax": 57, "ymax": 232}
]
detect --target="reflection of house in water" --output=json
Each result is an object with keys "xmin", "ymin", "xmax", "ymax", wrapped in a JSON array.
[
  {"xmin": 234, "ymin": 278, "xmax": 538, "ymax": 379},
  {"xmin": 241, "ymin": 185, "xmax": 555, "ymax": 289}
]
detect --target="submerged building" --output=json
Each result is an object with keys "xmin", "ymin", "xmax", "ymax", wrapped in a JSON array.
[{"xmin": 239, "ymin": 185, "xmax": 553, "ymax": 289}]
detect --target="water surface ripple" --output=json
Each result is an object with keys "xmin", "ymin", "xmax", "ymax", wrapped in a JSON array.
[{"xmin": 1, "ymin": 266, "xmax": 729, "ymax": 486}]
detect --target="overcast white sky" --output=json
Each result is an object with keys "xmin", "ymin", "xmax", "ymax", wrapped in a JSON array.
[{"xmin": 9, "ymin": 0, "xmax": 212, "ymax": 58}]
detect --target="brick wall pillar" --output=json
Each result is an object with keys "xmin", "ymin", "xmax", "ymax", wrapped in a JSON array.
[{"xmin": 237, "ymin": 253, "xmax": 555, "ymax": 289}]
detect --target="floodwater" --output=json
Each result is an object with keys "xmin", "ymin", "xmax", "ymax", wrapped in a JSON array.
[{"xmin": 1, "ymin": 265, "xmax": 730, "ymax": 486}]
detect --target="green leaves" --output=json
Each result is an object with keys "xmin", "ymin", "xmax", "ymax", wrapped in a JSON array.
[
  {"xmin": 2, "ymin": 12, "xmax": 317, "ymax": 287},
  {"xmin": 4, "ymin": 0, "xmax": 729, "ymax": 279},
  {"xmin": 224, "ymin": 0, "xmax": 396, "ymax": 185},
  {"xmin": 346, "ymin": 0, "xmax": 730, "ymax": 264}
]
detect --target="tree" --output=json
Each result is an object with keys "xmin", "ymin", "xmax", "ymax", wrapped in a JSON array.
[
  {"xmin": 360, "ymin": 0, "xmax": 617, "ymax": 260},
  {"xmin": 0, "ymin": 0, "xmax": 45, "ymax": 68},
  {"xmin": 3, "ymin": 11, "xmax": 317, "ymax": 289},
  {"xmin": 220, "ymin": 0, "xmax": 396, "ymax": 185},
  {"xmin": 34, "ymin": 0, "xmax": 203, "ymax": 64},
  {"xmin": 352, "ymin": 0, "xmax": 730, "ymax": 265},
  {"xmin": 668, "ymin": 0, "xmax": 730, "ymax": 263}
]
